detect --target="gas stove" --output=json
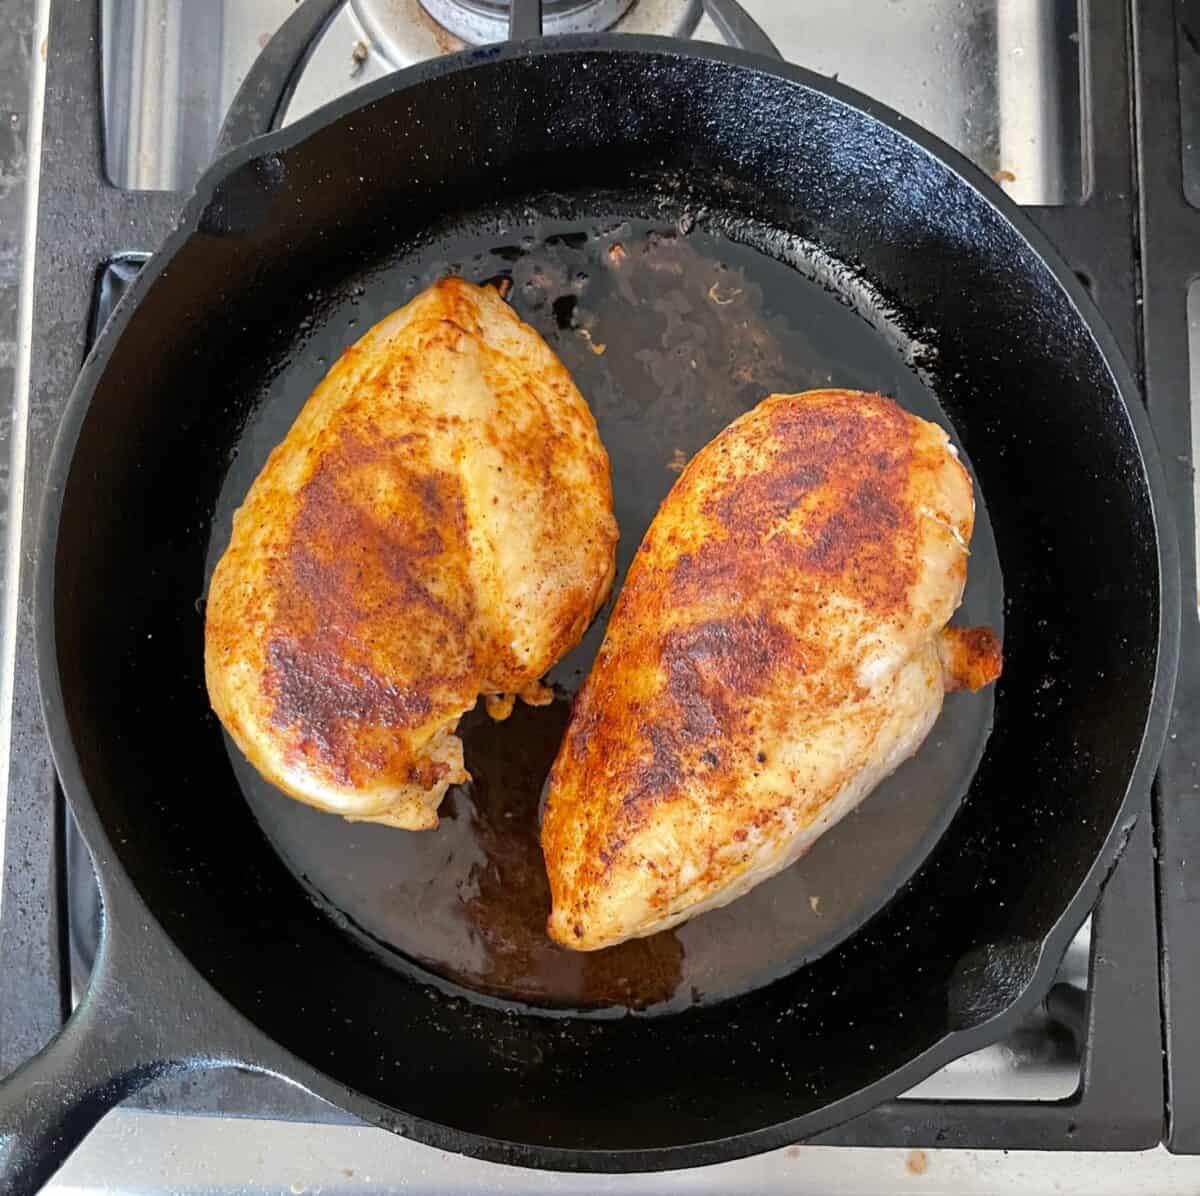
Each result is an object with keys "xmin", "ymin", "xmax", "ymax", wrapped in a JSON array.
[{"xmin": 2, "ymin": 1, "xmax": 1199, "ymax": 1191}]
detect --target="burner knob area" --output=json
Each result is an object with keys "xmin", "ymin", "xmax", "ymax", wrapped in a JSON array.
[{"xmin": 420, "ymin": 0, "xmax": 635, "ymax": 43}]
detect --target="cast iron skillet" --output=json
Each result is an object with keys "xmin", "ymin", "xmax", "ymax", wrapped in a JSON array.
[{"xmin": 0, "ymin": 27, "xmax": 1180, "ymax": 1196}]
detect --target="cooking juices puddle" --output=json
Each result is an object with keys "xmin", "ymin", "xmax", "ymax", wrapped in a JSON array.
[{"xmin": 213, "ymin": 212, "xmax": 1003, "ymax": 1015}]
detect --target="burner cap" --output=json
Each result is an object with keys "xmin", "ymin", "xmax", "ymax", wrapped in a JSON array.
[
  {"xmin": 422, "ymin": 0, "xmax": 634, "ymax": 42},
  {"xmin": 352, "ymin": 0, "xmax": 701, "ymax": 63}
]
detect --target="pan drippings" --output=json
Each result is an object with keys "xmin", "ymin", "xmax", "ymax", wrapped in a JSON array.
[{"xmin": 222, "ymin": 213, "xmax": 1001, "ymax": 1014}]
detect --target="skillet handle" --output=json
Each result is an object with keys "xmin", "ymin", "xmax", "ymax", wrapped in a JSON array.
[{"xmin": 0, "ymin": 927, "xmax": 195, "ymax": 1195}]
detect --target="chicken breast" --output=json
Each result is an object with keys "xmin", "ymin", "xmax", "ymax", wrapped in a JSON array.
[
  {"xmin": 541, "ymin": 389, "xmax": 1001, "ymax": 950},
  {"xmin": 206, "ymin": 278, "xmax": 618, "ymax": 829}
]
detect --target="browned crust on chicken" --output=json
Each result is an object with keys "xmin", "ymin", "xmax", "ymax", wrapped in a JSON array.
[
  {"xmin": 206, "ymin": 278, "xmax": 618, "ymax": 828},
  {"xmin": 541, "ymin": 389, "xmax": 1001, "ymax": 950},
  {"xmin": 939, "ymin": 625, "xmax": 1004, "ymax": 692}
]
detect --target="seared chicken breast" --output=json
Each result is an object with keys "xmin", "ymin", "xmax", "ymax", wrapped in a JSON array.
[
  {"xmin": 206, "ymin": 278, "xmax": 618, "ymax": 829},
  {"xmin": 541, "ymin": 389, "xmax": 1000, "ymax": 950}
]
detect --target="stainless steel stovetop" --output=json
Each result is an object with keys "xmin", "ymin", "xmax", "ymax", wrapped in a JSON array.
[{"xmin": 5, "ymin": 0, "xmax": 1200, "ymax": 1190}]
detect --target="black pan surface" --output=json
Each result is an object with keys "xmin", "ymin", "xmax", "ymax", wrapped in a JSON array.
[{"xmin": 5, "ymin": 36, "xmax": 1176, "ymax": 1188}]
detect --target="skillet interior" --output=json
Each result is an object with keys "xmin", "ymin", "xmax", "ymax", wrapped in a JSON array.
[
  {"xmin": 49, "ymin": 45, "xmax": 1161, "ymax": 1154},
  {"xmin": 211, "ymin": 210, "xmax": 1002, "ymax": 1014}
]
